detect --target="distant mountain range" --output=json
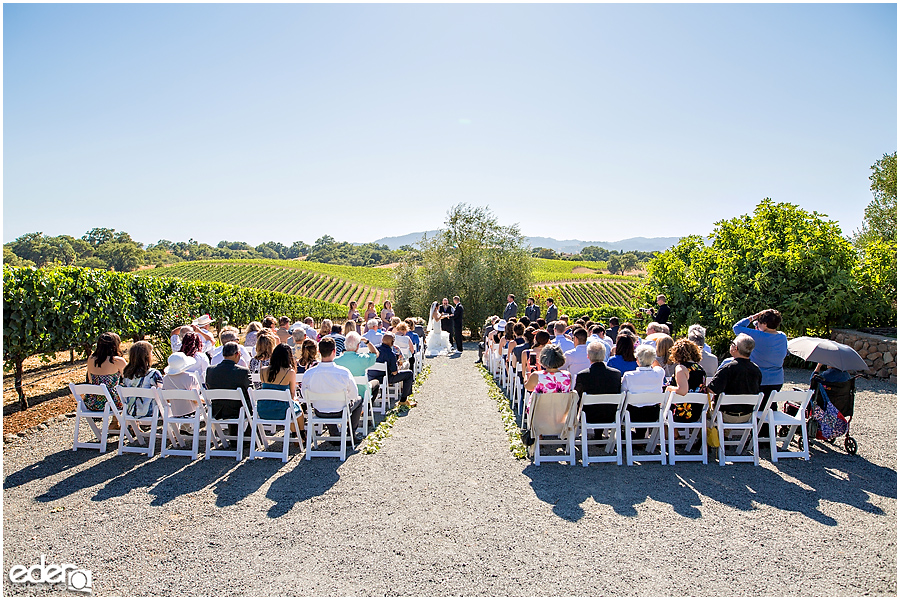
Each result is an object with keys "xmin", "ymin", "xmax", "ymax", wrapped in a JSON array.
[{"xmin": 366, "ymin": 231, "xmax": 680, "ymax": 253}]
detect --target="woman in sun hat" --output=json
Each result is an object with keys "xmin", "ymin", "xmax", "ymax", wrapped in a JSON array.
[
  {"xmin": 161, "ymin": 352, "xmax": 202, "ymax": 419},
  {"xmin": 191, "ymin": 314, "xmax": 215, "ymax": 354}
]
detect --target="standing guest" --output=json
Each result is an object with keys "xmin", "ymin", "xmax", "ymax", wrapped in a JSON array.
[
  {"xmin": 503, "ymin": 294, "xmax": 518, "ymax": 321},
  {"xmin": 363, "ymin": 319, "xmax": 384, "ymax": 346},
  {"xmin": 651, "ymin": 335, "xmax": 676, "ymax": 380},
  {"xmin": 665, "ymin": 339, "xmax": 707, "ymax": 423},
  {"xmin": 653, "ymin": 295, "xmax": 672, "ymax": 331},
  {"xmin": 380, "ymin": 300, "xmax": 395, "ymax": 330},
  {"xmin": 368, "ymin": 332, "xmax": 415, "ymax": 407},
  {"xmin": 243, "ymin": 321, "xmax": 263, "ymax": 349},
  {"xmin": 83, "ymin": 332, "xmax": 126, "ymax": 414},
  {"xmin": 276, "ymin": 316, "xmax": 292, "ymax": 344},
  {"xmin": 335, "ymin": 332, "xmax": 379, "ymax": 400},
  {"xmin": 608, "ymin": 332, "xmax": 638, "ymax": 374},
  {"xmin": 707, "ymin": 333, "xmax": 762, "ymax": 423},
  {"xmin": 524, "ymin": 344, "xmax": 573, "ymax": 414},
  {"xmin": 295, "ymin": 338, "xmax": 319, "ymax": 375},
  {"xmin": 304, "ymin": 336, "xmax": 365, "ymax": 440},
  {"xmin": 525, "ymin": 297, "xmax": 540, "ymax": 322},
  {"xmin": 363, "ymin": 301, "xmax": 378, "ymax": 331},
  {"xmin": 552, "ymin": 321, "xmax": 575, "ymax": 353},
  {"xmin": 688, "ymin": 324, "xmax": 718, "ymax": 377},
  {"xmin": 733, "ymin": 309, "xmax": 788, "ymax": 407},
  {"xmin": 179, "ymin": 332, "xmax": 210, "ymax": 387},
  {"xmin": 622, "ymin": 345, "xmax": 667, "ymax": 437},
  {"xmin": 607, "ymin": 317, "xmax": 620, "ymax": 343},
  {"xmin": 249, "ymin": 331, "xmax": 278, "ymax": 389},
  {"xmin": 452, "ymin": 296, "xmax": 465, "ymax": 352},
  {"xmin": 122, "ymin": 341, "xmax": 164, "ymax": 389},
  {"xmin": 210, "ymin": 326, "xmax": 252, "ymax": 368},
  {"xmin": 545, "ymin": 298, "xmax": 558, "ymax": 324},
  {"xmin": 563, "ymin": 328, "xmax": 591, "ymax": 376},
  {"xmin": 206, "ymin": 341, "xmax": 253, "ymax": 436},
  {"xmin": 574, "ymin": 341, "xmax": 622, "ymax": 428},
  {"xmin": 347, "ymin": 301, "xmax": 361, "ymax": 333}
]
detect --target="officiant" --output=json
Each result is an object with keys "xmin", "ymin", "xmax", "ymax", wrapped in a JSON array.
[{"xmin": 438, "ymin": 297, "xmax": 455, "ymax": 346}]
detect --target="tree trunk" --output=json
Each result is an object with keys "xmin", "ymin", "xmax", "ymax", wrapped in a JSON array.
[
  {"xmin": 15, "ymin": 359, "xmax": 27, "ymax": 411},
  {"xmin": 69, "ymin": 349, "xmax": 75, "ymax": 363}
]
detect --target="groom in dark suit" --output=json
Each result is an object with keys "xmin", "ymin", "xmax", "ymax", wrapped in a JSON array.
[
  {"xmin": 438, "ymin": 297, "xmax": 454, "ymax": 346},
  {"xmin": 452, "ymin": 296, "xmax": 464, "ymax": 352}
]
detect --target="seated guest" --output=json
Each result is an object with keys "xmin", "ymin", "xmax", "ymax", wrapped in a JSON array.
[
  {"xmin": 608, "ymin": 332, "xmax": 638, "ymax": 374},
  {"xmin": 622, "ymin": 345, "xmax": 666, "ymax": 437},
  {"xmin": 289, "ymin": 323, "xmax": 307, "ymax": 350},
  {"xmin": 335, "ymin": 332, "xmax": 379, "ymax": 400},
  {"xmin": 552, "ymin": 321, "xmax": 575, "ymax": 353},
  {"xmin": 478, "ymin": 316, "xmax": 499, "ymax": 365},
  {"xmin": 404, "ymin": 318, "xmax": 421, "ymax": 351},
  {"xmin": 249, "ymin": 331, "xmax": 278, "ymax": 389},
  {"xmin": 498, "ymin": 326, "xmax": 516, "ymax": 365},
  {"xmin": 536, "ymin": 318, "xmax": 547, "ymax": 330},
  {"xmin": 589, "ymin": 325, "xmax": 613, "ymax": 356},
  {"xmin": 393, "ymin": 322, "xmax": 416, "ymax": 371},
  {"xmin": 170, "ymin": 325, "xmax": 192, "ymax": 353},
  {"xmin": 390, "ymin": 316, "xmax": 402, "ymax": 332},
  {"xmin": 524, "ymin": 330, "xmax": 551, "ymax": 379},
  {"xmin": 304, "ymin": 336, "xmax": 365, "ymax": 440},
  {"xmin": 524, "ymin": 344, "xmax": 572, "ymax": 414},
  {"xmin": 343, "ymin": 320, "xmax": 357, "ymax": 339},
  {"xmin": 122, "ymin": 340, "xmax": 163, "ymax": 389},
  {"xmin": 665, "ymin": 339, "xmax": 707, "ymax": 423},
  {"xmin": 367, "ymin": 332, "xmax": 415, "ymax": 407},
  {"xmin": 363, "ymin": 319, "xmax": 383, "ymax": 346},
  {"xmin": 642, "ymin": 322, "xmax": 668, "ymax": 348},
  {"xmin": 706, "ymin": 333, "xmax": 762, "ymax": 423},
  {"xmin": 607, "ymin": 317, "xmax": 620, "ymax": 342},
  {"xmin": 688, "ymin": 324, "xmax": 718, "ymax": 376},
  {"xmin": 412, "ymin": 318, "xmax": 426, "ymax": 342},
  {"xmin": 574, "ymin": 341, "xmax": 622, "ymax": 426},
  {"xmin": 295, "ymin": 339, "xmax": 319, "ymax": 374},
  {"xmin": 318, "ymin": 319, "xmax": 334, "ymax": 342},
  {"xmin": 83, "ymin": 332, "xmax": 126, "ymax": 415},
  {"xmin": 162, "ymin": 352, "xmax": 203, "ymax": 425},
  {"xmin": 276, "ymin": 316, "xmax": 292, "ymax": 344},
  {"xmin": 301, "ymin": 317, "xmax": 318, "ymax": 342},
  {"xmin": 512, "ymin": 326, "xmax": 535, "ymax": 369},
  {"xmin": 210, "ymin": 326, "xmax": 252, "ymax": 368},
  {"xmin": 652, "ymin": 335, "xmax": 676, "ymax": 380},
  {"xmin": 262, "ymin": 315, "xmax": 278, "ymax": 333},
  {"xmin": 811, "ymin": 362, "xmax": 852, "ymax": 384},
  {"xmin": 507, "ymin": 322, "xmax": 526, "ymax": 365},
  {"xmin": 179, "ymin": 332, "xmax": 210, "ymax": 387},
  {"xmin": 244, "ymin": 321, "xmax": 263, "ymax": 348},
  {"xmin": 563, "ymin": 328, "xmax": 591, "ymax": 376},
  {"xmin": 206, "ymin": 341, "xmax": 253, "ymax": 436},
  {"xmin": 257, "ymin": 344, "xmax": 303, "ymax": 434}
]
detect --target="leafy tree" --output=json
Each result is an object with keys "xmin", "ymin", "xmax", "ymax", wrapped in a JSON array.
[
  {"xmin": 851, "ymin": 238, "xmax": 897, "ymax": 327},
  {"xmin": 580, "ymin": 245, "xmax": 609, "ymax": 261},
  {"xmin": 97, "ymin": 242, "xmax": 144, "ymax": 272},
  {"xmin": 3, "ymin": 247, "xmax": 34, "ymax": 267},
  {"xmin": 854, "ymin": 151, "xmax": 897, "ymax": 247},
  {"xmin": 287, "ymin": 241, "xmax": 309, "ymax": 258},
  {"xmin": 82, "ymin": 227, "xmax": 116, "ymax": 248},
  {"xmin": 394, "ymin": 204, "xmax": 532, "ymax": 335},
  {"xmin": 606, "ymin": 255, "xmax": 622, "ymax": 275},
  {"xmin": 531, "ymin": 247, "xmax": 559, "ymax": 260},
  {"xmin": 620, "ymin": 252, "xmax": 639, "ymax": 273},
  {"xmin": 644, "ymin": 199, "xmax": 857, "ymax": 342}
]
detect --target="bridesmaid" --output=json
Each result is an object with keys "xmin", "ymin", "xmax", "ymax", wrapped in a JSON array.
[
  {"xmin": 347, "ymin": 301, "xmax": 361, "ymax": 334},
  {"xmin": 363, "ymin": 301, "xmax": 378, "ymax": 332}
]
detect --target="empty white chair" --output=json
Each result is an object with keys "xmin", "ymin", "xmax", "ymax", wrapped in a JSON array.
[
  {"xmin": 527, "ymin": 391, "xmax": 579, "ymax": 465},
  {"xmin": 761, "ymin": 389, "xmax": 814, "ymax": 462},
  {"xmin": 578, "ymin": 393, "xmax": 627, "ymax": 466},
  {"xmin": 115, "ymin": 386, "xmax": 161, "ymax": 457},
  {"xmin": 367, "ymin": 362, "xmax": 400, "ymax": 414},
  {"xmin": 664, "ymin": 391, "xmax": 709, "ymax": 465},
  {"xmin": 710, "ymin": 393, "xmax": 765, "ymax": 466},
  {"xmin": 354, "ymin": 375, "xmax": 376, "ymax": 436},
  {"xmin": 158, "ymin": 389, "xmax": 206, "ymax": 460},
  {"xmin": 305, "ymin": 392, "xmax": 356, "ymax": 461},
  {"xmin": 248, "ymin": 388, "xmax": 304, "ymax": 462},
  {"xmin": 622, "ymin": 392, "xmax": 668, "ymax": 466},
  {"xmin": 204, "ymin": 389, "xmax": 252, "ymax": 461},
  {"xmin": 69, "ymin": 383, "xmax": 130, "ymax": 453}
]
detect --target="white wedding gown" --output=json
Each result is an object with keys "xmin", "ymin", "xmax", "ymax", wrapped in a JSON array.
[{"xmin": 425, "ymin": 302, "xmax": 453, "ymax": 357}]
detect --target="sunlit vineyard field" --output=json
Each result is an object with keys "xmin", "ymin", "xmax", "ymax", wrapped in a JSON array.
[
  {"xmin": 532, "ymin": 257, "xmax": 612, "ymax": 282},
  {"xmin": 143, "ymin": 260, "xmax": 393, "ymax": 306},
  {"xmin": 539, "ymin": 280, "xmax": 642, "ymax": 309}
]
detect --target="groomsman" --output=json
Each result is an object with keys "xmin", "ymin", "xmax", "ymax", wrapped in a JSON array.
[
  {"xmin": 524, "ymin": 297, "xmax": 540, "ymax": 322},
  {"xmin": 452, "ymin": 296, "xmax": 464, "ymax": 352},
  {"xmin": 545, "ymin": 297, "xmax": 558, "ymax": 324},
  {"xmin": 502, "ymin": 294, "xmax": 518, "ymax": 321}
]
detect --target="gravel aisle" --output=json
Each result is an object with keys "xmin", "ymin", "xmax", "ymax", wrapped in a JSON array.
[{"xmin": 3, "ymin": 346, "xmax": 897, "ymax": 596}]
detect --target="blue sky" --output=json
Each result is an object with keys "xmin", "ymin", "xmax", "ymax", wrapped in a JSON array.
[{"xmin": 4, "ymin": 3, "xmax": 896, "ymax": 247}]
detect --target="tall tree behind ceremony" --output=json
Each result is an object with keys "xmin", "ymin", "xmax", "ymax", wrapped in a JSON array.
[{"xmin": 393, "ymin": 204, "xmax": 532, "ymax": 336}]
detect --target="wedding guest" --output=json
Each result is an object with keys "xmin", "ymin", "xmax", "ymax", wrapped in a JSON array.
[
  {"xmin": 210, "ymin": 326, "xmax": 251, "ymax": 368},
  {"xmin": 368, "ymin": 332, "xmax": 415, "ymax": 407},
  {"xmin": 552, "ymin": 321, "xmax": 575, "ymax": 352},
  {"xmin": 170, "ymin": 325, "xmax": 192, "ymax": 353},
  {"xmin": 363, "ymin": 319, "xmax": 383, "ymax": 346},
  {"xmin": 622, "ymin": 345, "xmax": 666, "ymax": 437},
  {"xmin": 179, "ymin": 332, "xmax": 210, "ymax": 387},
  {"xmin": 276, "ymin": 316, "xmax": 292, "ymax": 344},
  {"xmin": 249, "ymin": 331, "xmax": 278, "ymax": 389},
  {"xmin": 244, "ymin": 321, "xmax": 263, "ymax": 349},
  {"xmin": 335, "ymin": 332, "xmax": 378, "ymax": 400},
  {"xmin": 404, "ymin": 318, "xmax": 421, "ymax": 351},
  {"xmin": 304, "ymin": 336, "xmax": 364, "ymax": 440},
  {"xmin": 296, "ymin": 339, "xmax": 319, "ymax": 374},
  {"xmin": 563, "ymin": 328, "xmax": 591, "ymax": 376},
  {"xmin": 733, "ymin": 309, "xmax": 788, "ymax": 407},
  {"xmin": 574, "ymin": 341, "xmax": 622, "ymax": 426},
  {"xmin": 607, "ymin": 317, "xmax": 620, "ymax": 342},
  {"xmin": 524, "ymin": 344, "xmax": 572, "ymax": 414},
  {"xmin": 83, "ymin": 332, "xmax": 126, "ymax": 413},
  {"xmin": 122, "ymin": 340, "xmax": 163, "ymax": 389},
  {"xmin": 707, "ymin": 333, "xmax": 762, "ymax": 423},
  {"xmin": 688, "ymin": 324, "xmax": 718, "ymax": 376},
  {"xmin": 262, "ymin": 316, "xmax": 278, "ymax": 333},
  {"xmin": 666, "ymin": 339, "xmax": 707, "ymax": 423},
  {"xmin": 652, "ymin": 334, "xmax": 676, "ymax": 380},
  {"xmin": 608, "ymin": 331, "xmax": 638, "ymax": 374}
]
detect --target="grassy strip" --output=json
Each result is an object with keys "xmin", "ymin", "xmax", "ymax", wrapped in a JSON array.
[
  {"xmin": 479, "ymin": 366, "xmax": 527, "ymax": 459},
  {"xmin": 362, "ymin": 365, "xmax": 431, "ymax": 455}
]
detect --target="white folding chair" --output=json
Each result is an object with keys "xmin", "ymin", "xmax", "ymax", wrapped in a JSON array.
[
  {"xmin": 762, "ymin": 389, "xmax": 814, "ymax": 462},
  {"xmin": 511, "ymin": 363, "xmax": 524, "ymax": 412},
  {"xmin": 305, "ymin": 392, "xmax": 356, "ymax": 461},
  {"xmin": 578, "ymin": 393, "xmax": 627, "ymax": 466},
  {"xmin": 527, "ymin": 391, "xmax": 579, "ymax": 465},
  {"xmin": 248, "ymin": 388, "xmax": 304, "ymax": 462},
  {"xmin": 367, "ymin": 362, "xmax": 400, "ymax": 414},
  {"xmin": 69, "ymin": 383, "xmax": 131, "ymax": 452},
  {"xmin": 251, "ymin": 371, "xmax": 262, "ymax": 386},
  {"xmin": 204, "ymin": 389, "xmax": 252, "ymax": 461},
  {"xmin": 115, "ymin": 386, "xmax": 161, "ymax": 457},
  {"xmin": 158, "ymin": 389, "xmax": 207, "ymax": 460},
  {"xmin": 665, "ymin": 391, "xmax": 709, "ymax": 465},
  {"xmin": 710, "ymin": 393, "xmax": 765, "ymax": 466},
  {"xmin": 499, "ymin": 347, "xmax": 509, "ymax": 387},
  {"xmin": 354, "ymin": 376, "xmax": 376, "ymax": 436},
  {"xmin": 622, "ymin": 392, "xmax": 668, "ymax": 466}
]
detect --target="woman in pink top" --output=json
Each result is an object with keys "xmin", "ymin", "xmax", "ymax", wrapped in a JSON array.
[{"xmin": 524, "ymin": 344, "xmax": 572, "ymax": 414}]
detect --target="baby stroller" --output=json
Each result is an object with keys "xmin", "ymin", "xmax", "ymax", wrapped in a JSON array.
[{"xmin": 782, "ymin": 374, "xmax": 858, "ymax": 454}]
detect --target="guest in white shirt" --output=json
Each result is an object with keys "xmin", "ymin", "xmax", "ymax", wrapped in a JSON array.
[
  {"xmin": 191, "ymin": 314, "xmax": 216, "ymax": 354},
  {"xmin": 178, "ymin": 332, "xmax": 210, "ymax": 387},
  {"xmin": 170, "ymin": 325, "xmax": 192, "ymax": 353},
  {"xmin": 623, "ymin": 344, "xmax": 667, "ymax": 437},
  {"xmin": 563, "ymin": 328, "xmax": 591, "ymax": 375},
  {"xmin": 302, "ymin": 336, "xmax": 364, "ymax": 441},
  {"xmin": 210, "ymin": 326, "xmax": 252, "ymax": 368},
  {"xmin": 362, "ymin": 319, "xmax": 383, "ymax": 346},
  {"xmin": 552, "ymin": 321, "xmax": 574, "ymax": 353}
]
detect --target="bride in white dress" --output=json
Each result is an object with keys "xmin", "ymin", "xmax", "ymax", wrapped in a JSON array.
[{"xmin": 424, "ymin": 301, "xmax": 453, "ymax": 357}]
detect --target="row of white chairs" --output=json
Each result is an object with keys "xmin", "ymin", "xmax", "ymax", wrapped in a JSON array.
[
  {"xmin": 524, "ymin": 388, "xmax": 814, "ymax": 466},
  {"xmin": 69, "ymin": 377, "xmax": 380, "ymax": 463}
]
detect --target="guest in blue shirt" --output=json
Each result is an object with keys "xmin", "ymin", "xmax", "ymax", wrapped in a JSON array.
[
  {"xmin": 607, "ymin": 331, "xmax": 638, "ymax": 374},
  {"xmin": 733, "ymin": 309, "xmax": 788, "ymax": 408},
  {"xmin": 811, "ymin": 363, "xmax": 852, "ymax": 384},
  {"xmin": 367, "ymin": 332, "xmax": 415, "ymax": 406},
  {"xmin": 404, "ymin": 318, "xmax": 421, "ymax": 352}
]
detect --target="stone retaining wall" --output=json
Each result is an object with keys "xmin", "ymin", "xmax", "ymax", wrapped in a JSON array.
[{"xmin": 831, "ymin": 328, "xmax": 897, "ymax": 382}]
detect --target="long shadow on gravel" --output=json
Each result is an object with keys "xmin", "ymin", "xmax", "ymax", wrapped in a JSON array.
[
  {"xmin": 4, "ymin": 449, "xmax": 98, "ymax": 490},
  {"xmin": 264, "ymin": 461, "xmax": 340, "ymax": 518}
]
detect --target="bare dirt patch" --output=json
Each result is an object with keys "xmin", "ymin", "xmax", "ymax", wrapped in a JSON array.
[
  {"xmin": 571, "ymin": 266, "xmax": 597, "ymax": 274},
  {"xmin": 374, "ymin": 262, "xmax": 400, "ymax": 269}
]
